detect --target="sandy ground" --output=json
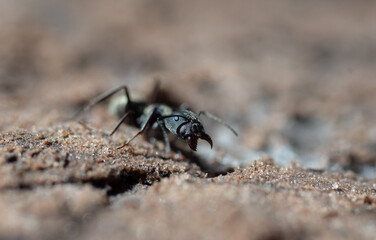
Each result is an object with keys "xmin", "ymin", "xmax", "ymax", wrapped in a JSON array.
[{"xmin": 0, "ymin": 1, "xmax": 376, "ymax": 239}]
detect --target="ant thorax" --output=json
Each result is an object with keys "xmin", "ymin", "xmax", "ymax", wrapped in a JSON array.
[{"xmin": 136, "ymin": 104, "xmax": 173, "ymax": 127}]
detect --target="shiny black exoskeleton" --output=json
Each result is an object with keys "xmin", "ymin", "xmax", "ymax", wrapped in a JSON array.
[{"xmin": 76, "ymin": 83, "xmax": 237, "ymax": 154}]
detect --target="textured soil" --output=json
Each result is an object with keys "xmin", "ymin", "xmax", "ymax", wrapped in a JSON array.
[{"xmin": 1, "ymin": 1, "xmax": 376, "ymax": 240}]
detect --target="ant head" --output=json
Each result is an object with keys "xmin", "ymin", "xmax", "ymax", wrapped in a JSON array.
[{"xmin": 177, "ymin": 120, "xmax": 213, "ymax": 151}]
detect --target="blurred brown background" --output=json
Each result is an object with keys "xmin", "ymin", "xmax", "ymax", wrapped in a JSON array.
[{"xmin": 1, "ymin": 1, "xmax": 376, "ymax": 240}]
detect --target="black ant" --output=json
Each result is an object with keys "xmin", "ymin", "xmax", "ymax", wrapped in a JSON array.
[{"xmin": 75, "ymin": 82, "xmax": 238, "ymax": 155}]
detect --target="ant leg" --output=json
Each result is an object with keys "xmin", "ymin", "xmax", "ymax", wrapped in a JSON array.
[
  {"xmin": 105, "ymin": 111, "xmax": 134, "ymax": 136},
  {"xmin": 117, "ymin": 109, "xmax": 156, "ymax": 149},
  {"xmin": 157, "ymin": 119, "xmax": 171, "ymax": 154},
  {"xmin": 198, "ymin": 111, "xmax": 238, "ymax": 136},
  {"xmin": 149, "ymin": 78, "xmax": 161, "ymax": 103},
  {"xmin": 73, "ymin": 85, "xmax": 132, "ymax": 119}
]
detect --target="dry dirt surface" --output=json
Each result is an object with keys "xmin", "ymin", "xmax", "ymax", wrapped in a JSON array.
[{"xmin": 1, "ymin": 1, "xmax": 376, "ymax": 240}]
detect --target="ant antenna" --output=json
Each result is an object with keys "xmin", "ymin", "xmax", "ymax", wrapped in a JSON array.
[
  {"xmin": 198, "ymin": 111, "xmax": 238, "ymax": 136},
  {"xmin": 149, "ymin": 77, "xmax": 161, "ymax": 103}
]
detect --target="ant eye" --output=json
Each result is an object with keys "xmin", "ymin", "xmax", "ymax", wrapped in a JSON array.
[{"xmin": 174, "ymin": 116, "xmax": 179, "ymax": 121}]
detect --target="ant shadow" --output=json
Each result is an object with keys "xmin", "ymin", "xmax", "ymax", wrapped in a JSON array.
[
  {"xmin": 172, "ymin": 145, "xmax": 235, "ymax": 177},
  {"xmin": 144, "ymin": 128, "xmax": 234, "ymax": 177}
]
